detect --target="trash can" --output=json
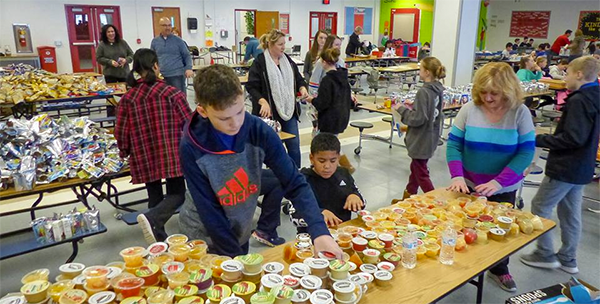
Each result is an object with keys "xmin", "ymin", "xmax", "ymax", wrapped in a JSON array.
[{"xmin": 37, "ymin": 46, "xmax": 57, "ymax": 73}]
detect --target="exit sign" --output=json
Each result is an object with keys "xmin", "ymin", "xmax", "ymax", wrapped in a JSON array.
[{"xmin": 323, "ymin": 0, "xmax": 330, "ymax": 4}]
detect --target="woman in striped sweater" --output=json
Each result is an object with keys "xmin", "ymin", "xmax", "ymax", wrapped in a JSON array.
[{"xmin": 446, "ymin": 62, "xmax": 535, "ymax": 293}]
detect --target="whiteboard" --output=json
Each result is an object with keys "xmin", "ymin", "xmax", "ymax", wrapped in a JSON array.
[{"xmin": 393, "ymin": 14, "xmax": 415, "ymax": 41}]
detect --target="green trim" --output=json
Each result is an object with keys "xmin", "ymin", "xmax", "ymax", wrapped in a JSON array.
[{"xmin": 379, "ymin": 0, "xmax": 434, "ymax": 45}]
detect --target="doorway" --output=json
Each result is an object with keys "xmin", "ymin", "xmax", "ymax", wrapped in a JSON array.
[
  {"xmin": 65, "ymin": 5, "xmax": 122, "ymax": 73},
  {"xmin": 309, "ymin": 12, "xmax": 338, "ymax": 47},
  {"xmin": 390, "ymin": 8, "xmax": 420, "ymax": 43},
  {"xmin": 234, "ymin": 9, "xmax": 257, "ymax": 60},
  {"xmin": 255, "ymin": 11, "xmax": 280, "ymax": 38},
  {"xmin": 151, "ymin": 7, "xmax": 181, "ymax": 38}
]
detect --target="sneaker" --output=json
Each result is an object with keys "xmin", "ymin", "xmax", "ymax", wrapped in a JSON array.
[
  {"xmin": 520, "ymin": 253, "xmax": 561, "ymax": 269},
  {"xmin": 137, "ymin": 213, "xmax": 157, "ymax": 244},
  {"xmin": 487, "ymin": 272, "xmax": 517, "ymax": 292},
  {"xmin": 559, "ymin": 264, "xmax": 579, "ymax": 274},
  {"xmin": 251, "ymin": 230, "xmax": 286, "ymax": 247}
]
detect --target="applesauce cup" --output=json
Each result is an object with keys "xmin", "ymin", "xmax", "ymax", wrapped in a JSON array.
[
  {"xmin": 49, "ymin": 280, "xmax": 75, "ymax": 302},
  {"xmin": 147, "ymin": 289, "xmax": 175, "ymax": 304},
  {"xmin": 83, "ymin": 266, "xmax": 111, "ymax": 290},
  {"xmin": 120, "ymin": 247, "xmax": 146, "ymax": 268},
  {"xmin": 167, "ymin": 272, "xmax": 190, "ymax": 290},
  {"xmin": 21, "ymin": 280, "xmax": 50, "ymax": 303},
  {"xmin": 21, "ymin": 268, "xmax": 50, "ymax": 284},
  {"xmin": 189, "ymin": 244, "xmax": 208, "ymax": 260},
  {"xmin": 166, "ymin": 234, "xmax": 189, "ymax": 247},
  {"xmin": 168, "ymin": 245, "xmax": 191, "ymax": 263},
  {"xmin": 152, "ymin": 253, "xmax": 175, "ymax": 268}
]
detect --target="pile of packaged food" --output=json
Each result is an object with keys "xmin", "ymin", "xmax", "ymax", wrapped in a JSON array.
[
  {"xmin": 30, "ymin": 206, "xmax": 102, "ymax": 244},
  {"xmin": 0, "ymin": 67, "xmax": 108, "ymax": 103},
  {"xmin": 0, "ymin": 114, "xmax": 125, "ymax": 191},
  {"xmin": 520, "ymin": 81, "xmax": 550, "ymax": 94}
]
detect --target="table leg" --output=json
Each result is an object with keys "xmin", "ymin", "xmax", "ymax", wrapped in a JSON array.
[
  {"xmin": 475, "ymin": 273, "xmax": 484, "ymax": 304},
  {"xmin": 67, "ymin": 240, "xmax": 79, "ymax": 263},
  {"xmin": 29, "ymin": 193, "xmax": 44, "ymax": 221}
]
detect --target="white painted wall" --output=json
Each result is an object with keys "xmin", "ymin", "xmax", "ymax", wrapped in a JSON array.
[
  {"xmin": 485, "ymin": 0, "xmax": 599, "ymax": 52},
  {"xmin": 0, "ymin": 0, "xmax": 379, "ymax": 74},
  {"xmin": 431, "ymin": 0, "xmax": 462, "ymax": 86}
]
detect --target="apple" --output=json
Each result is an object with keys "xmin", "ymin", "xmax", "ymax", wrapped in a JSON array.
[{"xmin": 463, "ymin": 228, "xmax": 478, "ymax": 244}]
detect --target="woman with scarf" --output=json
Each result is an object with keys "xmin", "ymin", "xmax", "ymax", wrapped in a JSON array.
[{"xmin": 246, "ymin": 29, "xmax": 309, "ymax": 168}]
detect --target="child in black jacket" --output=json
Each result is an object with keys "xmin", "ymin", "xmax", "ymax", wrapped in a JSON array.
[{"xmin": 289, "ymin": 133, "xmax": 365, "ymax": 231}]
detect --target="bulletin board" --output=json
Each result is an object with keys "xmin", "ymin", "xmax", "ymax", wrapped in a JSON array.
[
  {"xmin": 578, "ymin": 11, "xmax": 600, "ymax": 40},
  {"xmin": 509, "ymin": 11, "xmax": 551, "ymax": 38},
  {"xmin": 344, "ymin": 7, "xmax": 373, "ymax": 35},
  {"xmin": 280, "ymin": 13, "xmax": 290, "ymax": 35}
]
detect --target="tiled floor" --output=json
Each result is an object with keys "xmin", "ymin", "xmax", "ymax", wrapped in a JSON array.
[{"xmin": 1, "ymin": 89, "xmax": 599, "ymax": 303}]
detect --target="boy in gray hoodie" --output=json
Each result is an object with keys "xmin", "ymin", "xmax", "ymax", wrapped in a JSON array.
[{"xmin": 393, "ymin": 57, "xmax": 446, "ymax": 199}]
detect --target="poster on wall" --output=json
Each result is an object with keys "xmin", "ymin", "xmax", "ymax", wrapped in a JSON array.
[
  {"xmin": 509, "ymin": 11, "xmax": 550, "ymax": 38},
  {"xmin": 344, "ymin": 7, "xmax": 372, "ymax": 35},
  {"xmin": 280, "ymin": 13, "xmax": 290, "ymax": 35},
  {"xmin": 578, "ymin": 11, "xmax": 599, "ymax": 40}
]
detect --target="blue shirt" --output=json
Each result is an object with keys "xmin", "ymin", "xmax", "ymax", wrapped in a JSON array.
[
  {"xmin": 211, "ymin": 126, "xmax": 235, "ymax": 150},
  {"xmin": 244, "ymin": 38, "xmax": 263, "ymax": 62},
  {"xmin": 580, "ymin": 81, "xmax": 599, "ymax": 90},
  {"xmin": 150, "ymin": 34, "xmax": 192, "ymax": 77}
]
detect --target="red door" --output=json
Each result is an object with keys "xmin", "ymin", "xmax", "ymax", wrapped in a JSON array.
[
  {"xmin": 65, "ymin": 5, "xmax": 122, "ymax": 73},
  {"xmin": 309, "ymin": 12, "xmax": 338, "ymax": 48},
  {"xmin": 389, "ymin": 9, "xmax": 420, "ymax": 43}
]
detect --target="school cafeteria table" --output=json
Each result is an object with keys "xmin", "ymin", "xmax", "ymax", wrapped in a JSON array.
[
  {"xmin": 259, "ymin": 188, "xmax": 556, "ymax": 304},
  {"xmin": 345, "ymin": 55, "xmax": 410, "ymax": 67},
  {"xmin": 539, "ymin": 78, "xmax": 567, "ymax": 90}
]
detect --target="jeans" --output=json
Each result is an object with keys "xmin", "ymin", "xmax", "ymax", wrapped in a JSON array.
[
  {"xmin": 406, "ymin": 159, "xmax": 435, "ymax": 195},
  {"xmin": 164, "ymin": 75, "xmax": 187, "ymax": 95},
  {"xmin": 145, "ymin": 177, "xmax": 187, "ymax": 241},
  {"xmin": 278, "ymin": 116, "xmax": 301, "ymax": 168},
  {"xmin": 256, "ymin": 169, "xmax": 285, "ymax": 237},
  {"xmin": 484, "ymin": 190, "xmax": 517, "ymax": 276},
  {"xmin": 531, "ymin": 176, "xmax": 583, "ymax": 267}
]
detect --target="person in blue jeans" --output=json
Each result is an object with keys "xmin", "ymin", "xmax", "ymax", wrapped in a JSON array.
[
  {"xmin": 520, "ymin": 56, "xmax": 600, "ymax": 274},
  {"xmin": 151, "ymin": 17, "xmax": 193, "ymax": 94},
  {"xmin": 242, "ymin": 36, "xmax": 263, "ymax": 64}
]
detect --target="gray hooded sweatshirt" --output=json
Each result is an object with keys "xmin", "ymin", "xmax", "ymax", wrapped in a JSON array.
[{"xmin": 396, "ymin": 81, "xmax": 445, "ymax": 159}]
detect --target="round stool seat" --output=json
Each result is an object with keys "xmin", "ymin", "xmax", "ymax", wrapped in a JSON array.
[
  {"xmin": 542, "ymin": 111, "xmax": 562, "ymax": 119},
  {"xmin": 530, "ymin": 165, "xmax": 544, "ymax": 175},
  {"xmin": 350, "ymin": 121, "xmax": 374, "ymax": 130},
  {"xmin": 382, "ymin": 116, "xmax": 393, "ymax": 123}
]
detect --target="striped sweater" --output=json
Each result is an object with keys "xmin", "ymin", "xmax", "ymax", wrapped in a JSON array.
[{"xmin": 446, "ymin": 102, "xmax": 535, "ymax": 194}]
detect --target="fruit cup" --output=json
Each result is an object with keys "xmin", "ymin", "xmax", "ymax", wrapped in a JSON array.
[
  {"xmin": 231, "ymin": 281, "xmax": 256, "ymax": 303},
  {"xmin": 147, "ymin": 289, "xmax": 175, "ymax": 304},
  {"xmin": 475, "ymin": 226, "xmax": 489, "ymax": 244},
  {"xmin": 173, "ymin": 285, "xmax": 198, "ymax": 301},
  {"xmin": 110, "ymin": 273, "xmax": 134, "ymax": 293},
  {"xmin": 166, "ymin": 234, "xmax": 189, "ymax": 247},
  {"xmin": 351, "ymin": 237, "xmax": 367, "ymax": 252},
  {"xmin": 271, "ymin": 285, "xmax": 294, "ymax": 304},
  {"xmin": 83, "ymin": 266, "xmax": 110, "ymax": 290},
  {"xmin": 332, "ymin": 281, "xmax": 354, "ymax": 302},
  {"xmin": 329, "ymin": 260, "xmax": 350, "ymax": 280},
  {"xmin": 219, "ymin": 260, "xmax": 244, "ymax": 282},
  {"xmin": 455, "ymin": 233, "xmax": 467, "ymax": 251},
  {"xmin": 135, "ymin": 264, "xmax": 160, "ymax": 286},
  {"xmin": 151, "ymin": 253, "xmax": 175, "ymax": 268},
  {"xmin": 250, "ymin": 292, "xmax": 275, "ymax": 304},
  {"xmin": 382, "ymin": 252, "xmax": 401, "ymax": 267},
  {"xmin": 377, "ymin": 233, "xmax": 394, "ymax": 248},
  {"xmin": 59, "ymin": 263, "xmax": 86, "ymax": 279},
  {"xmin": 299, "ymin": 275, "xmax": 322, "ymax": 292},
  {"xmin": 116, "ymin": 277, "xmax": 144, "ymax": 298},
  {"xmin": 373, "ymin": 271, "xmax": 393, "ymax": 288},
  {"xmin": 167, "ymin": 272, "xmax": 190, "ymax": 289},
  {"xmin": 49, "ymin": 280, "xmax": 75, "ymax": 302},
  {"xmin": 489, "ymin": 228, "xmax": 506, "ymax": 241},
  {"xmin": 59, "ymin": 289, "xmax": 88, "ymax": 304},
  {"xmin": 263, "ymin": 262, "xmax": 284, "ymax": 275},
  {"xmin": 88, "ymin": 291, "xmax": 116, "ymax": 304},
  {"xmin": 120, "ymin": 247, "xmax": 146, "ymax": 268},
  {"xmin": 206, "ymin": 285, "xmax": 232, "ymax": 304},
  {"xmin": 496, "ymin": 216, "xmax": 513, "ymax": 230},
  {"xmin": 336, "ymin": 233, "xmax": 352, "ymax": 248},
  {"xmin": 424, "ymin": 243, "xmax": 440, "ymax": 258},
  {"xmin": 21, "ymin": 269, "xmax": 50, "ymax": 284},
  {"xmin": 307, "ymin": 259, "xmax": 329, "ymax": 278},
  {"xmin": 147, "ymin": 243, "xmax": 168, "ymax": 257},
  {"xmin": 189, "ymin": 244, "xmax": 208, "ymax": 260},
  {"xmin": 168, "ymin": 245, "xmax": 191, "ymax": 263},
  {"xmin": 21, "ymin": 280, "xmax": 50, "ymax": 303},
  {"xmin": 295, "ymin": 249, "xmax": 313, "ymax": 263},
  {"xmin": 416, "ymin": 246, "xmax": 427, "ymax": 260},
  {"xmin": 236, "ymin": 253, "xmax": 264, "ymax": 274},
  {"xmin": 189, "ymin": 268, "xmax": 213, "ymax": 291}
]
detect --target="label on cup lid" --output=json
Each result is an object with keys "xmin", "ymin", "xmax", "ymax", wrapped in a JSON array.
[
  {"xmin": 377, "ymin": 233, "xmax": 394, "ymax": 242},
  {"xmin": 348, "ymin": 274, "xmax": 366, "ymax": 285},
  {"xmin": 333, "ymin": 281, "xmax": 354, "ymax": 293},
  {"xmin": 296, "ymin": 233, "xmax": 311, "ymax": 243},
  {"xmin": 135, "ymin": 264, "xmax": 158, "ymax": 277},
  {"xmin": 367, "ymin": 239, "xmax": 385, "ymax": 248},
  {"xmin": 262, "ymin": 262, "xmax": 284, "ymax": 273},
  {"xmin": 317, "ymin": 251, "xmax": 336, "ymax": 260},
  {"xmin": 308, "ymin": 258, "xmax": 329, "ymax": 269},
  {"xmin": 220, "ymin": 260, "xmax": 243, "ymax": 272},
  {"xmin": 178, "ymin": 296, "xmax": 203, "ymax": 304},
  {"xmin": 60, "ymin": 289, "xmax": 88, "ymax": 304},
  {"xmin": 260, "ymin": 274, "xmax": 284, "ymax": 288},
  {"xmin": 206, "ymin": 285, "xmax": 232, "ymax": 301},
  {"xmin": 162, "ymin": 262, "xmax": 185, "ymax": 275},
  {"xmin": 497, "ymin": 216, "xmax": 513, "ymax": 224},
  {"xmin": 299, "ymin": 275, "xmax": 322, "ymax": 290},
  {"xmin": 147, "ymin": 242, "xmax": 168, "ymax": 256},
  {"xmin": 374, "ymin": 270, "xmax": 393, "ymax": 281},
  {"xmin": 360, "ymin": 231, "xmax": 377, "ymax": 239},
  {"xmin": 392, "ymin": 207, "xmax": 405, "ymax": 214},
  {"xmin": 88, "ymin": 291, "xmax": 116, "ymax": 304},
  {"xmin": 490, "ymin": 228, "xmax": 506, "ymax": 235},
  {"xmin": 291, "ymin": 289, "xmax": 311, "ymax": 302},
  {"xmin": 352, "ymin": 237, "xmax": 367, "ymax": 245},
  {"xmin": 359, "ymin": 264, "xmax": 377, "ymax": 274},
  {"xmin": 219, "ymin": 297, "xmax": 244, "ymax": 304},
  {"xmin": 237, "ymin": 253, "xmax": 263, "ymax": 265},
  {"xmin": 377, "ymin": 262, "xmax": 395, "ymax": 272},
  {"xmin": 283, "ymin": 275, "xmax": 300, "ymax": 288},
  {"xmin": 347, "ymin": 262, "xmax": 357, "ymax": 272},
  {"xmin": 309, "ymin": 290, "xmax": 333, "ymax": 304},
  {"xmin": 121, "ymin": 297, "xmax": 146, "ymax": 304},
  {"xmin": 357, "ymin": 210, "xmax": 371, "ymax": 217},
  {"xmin": 478, "ymin": 215, "xmax": 494, "ymax": 222},
  {"xmin": 72, "ymin": 274, "xmax": 86, "ymax": 285},
  {"xmin": 174, "ymin": 285, "xmax": 198, "ymax": 297},
  {"xmin": 0, "ymin": 296, "xmax": 25, "ymax": 304},
  {"xmin": 383, "ymin": 252, "xmax": 401, "ymax": 262},
  {"xmin": 328, "ymin": 260, "xmax": 349, "ymax": 272},
  {"xmin": 359, "ymin": 272, "xmax": 374, "ymax": 283},
  {"xmin": 190, "ymin": 268, "xmax": 213, "ymax": 283},
  {"xmin": 121, "ymin": 247, "xmax": 146, "ymax": 256},
  {"xmin": 59, "ymin": 263, "xmax": 85, "ymax": 273},
  {"xmin": 361, "ymin": 215, "xmax": 375, "ymax": 222},
  {"xmin": 413, "ymin": 231, "xmax": 427, "ymax": 239},
  {"xmin": 232, "ymin": 281, "xmax": 256, "ymax": 295},
  {"xmin": 106, "ymin": 266, "xmax": 123, "ymax": 279},
  {"xmin": 272, "ymin": 285, "xmax": 294, "ymax": 300},
  {"xmin": 362, "ymin": 249, "xmax": 380, "ymax": 257},
  {"xmin": 21, "ymin": 280, "xmax": 50, "ymax": 294},
  {"xmin": 289, "ymin": 263, "xmax": 311, "ymax": 277},
  {"xmin": 250, "ymin": 292, "xmax": 275, "ymax": 304}
]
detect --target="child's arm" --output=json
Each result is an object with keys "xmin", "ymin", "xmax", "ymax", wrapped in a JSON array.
[
  {"xmin": 394, "ymin": 89, "xmax": 429, "ymax": 127},
  {"xmin": 180, "ymin": 144, "xmax": 246, "ymax": 256},
  {"xmin": 537, "ymin": 98, "xmax": 594, "ymax": 150},
  {"xmin": 344, "ymin": 171, "xmax": 365, "ymax": 212}
]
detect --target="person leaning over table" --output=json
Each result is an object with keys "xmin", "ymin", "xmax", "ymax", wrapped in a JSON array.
[
  {"xmin": 150, "ymin": 17, "xmax": 193, "ymax": 94},
  {"xmin": 567, "ymin": 29, "xmax": 586, "ymax": 63},
  {"xmin": 114, "ymin": 48, "xmax": 193, "ymax": 244},
  {"xmin": 245, "ymin": 29, "xmax": 308, "ymax": 168},
  {"xmin": 548, "ymin": 29, "xmax": 572, "ymax": 62},
  {"xmin": 345, "ymin": 26, "xmax": 363, "ymax": 56},
  {"xmin": 96, "ymin": 24, "xmax": 133, "ymax": 84},
  {"xmin": 446, "ymin": 62, "xmax": 535, "ymax": 293},
  {"xmin": 303, "ymin": 30, "xmax": 328, "ymax": 82},
  {"xmin": 241, "ymin": 36, "xmax": 263, "ymax": 65}
]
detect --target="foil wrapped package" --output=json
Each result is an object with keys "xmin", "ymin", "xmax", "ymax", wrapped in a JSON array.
[
  {"xmin": 29, "ymin": 206, "xmax": 102, "ymax": 244},
  {"xmin": 261, "ymin": 117, "xmax": 282, "ymax": 133}
]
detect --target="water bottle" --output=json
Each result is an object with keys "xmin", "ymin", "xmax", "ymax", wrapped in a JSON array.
[
  {"xmin": 440, "ymin": 226, "xmax": 457, "ymax": 265},
  {"xmin": 401, "ymin": 228, "xmax": 417, "ymax": 269}
]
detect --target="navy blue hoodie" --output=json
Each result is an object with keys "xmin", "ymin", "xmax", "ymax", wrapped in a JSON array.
[{"xmin": 178, "ymin": 111, "xmax": 329, "ymax": 256}]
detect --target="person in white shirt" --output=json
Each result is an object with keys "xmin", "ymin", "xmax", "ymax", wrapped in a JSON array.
[
  {"xmin": 382, "ymin": 40, "xmax": 396, "ymax": 57},
  {"xmin": 549, "ymin": 59, "xmax": 569, "ymax": 80},
  {"xmin": 501, "ymin": 42, "xmax": 513, "ymax": 60}
]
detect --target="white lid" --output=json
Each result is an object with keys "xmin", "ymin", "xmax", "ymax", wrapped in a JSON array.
[
  {"xmin": 88, "ymin": 291, "xmax": 116, "ymax": 304},
  {"xmin": 360, "ymin": 231, "xmax": 377, "ymax": 239},
  {"xmin": 106, "ymin": 267, "xmax": 122, "ymax": 279},
  {"xmin": 260, "ymin": 273, "xmax": 284, "ymax": 288},
  {"xmin": 147, "ymin": 242, "xmax": 168, "ymax": 256},
  {"xmin": 348, "ymin": 274, "xmax": 366, "ymax": 285},
  {"xmin": 347, "ymin": 262, "xmax": 357, "ymax": 272},
  {"xmin": 291, "ymin": 289, "xmax": 311, "ymax": 302},
  {"xmin": 283, "ymin": 275, "xmax": 300, "ymax": 287},
  {"xmin": 377, "ymin": 262, "xmax": 395, "ymax": 272},
  {"xmin": 262, "ymin": 262, "xmax": 284, "ymax": 273},
  {"xmin": 362, "ymin": 249, "xmax": 380, "ymax": 257},
  {"xmin": 220, "ymin": 260, "xmax": 244, "ymax": 273},
  {"xmin": 497, "ymin": 216, "xmax": 513, "ymax": 224},
  {"xmin": 377, "ymin": 233, "xmax": 394, "ymax": 241},
  {"xmin": 490, "ymin": 228, "xmax": 507, "ymax": 235},
  {"xmin": 219, "ymin": 296, "xmax": 245, "ymax": 304},
  {"xmin": 309, "ymin": 289, "xmax": 333, "ymax": 304},
  {"xmin": 359, "ymin": 264, "xmax": 377, "ymax": 274},
  {"xmin": 59, "ymin": 263, "xmax": 85, "ymax": 273},
  {"xmin": 359, "ymin": 272, "xmax": 374, "ymax": 283},
  {"xmin": 0, "ymin": 296, "xmax": 26, "ymax": 304},
  {"xmin": 289, "ymin": 263, "xmax": 311, "ymax": 277},
  {"xmin": 300, "ymin": 275, "xmax": 322, "ymax": 290},
  {"xmin": 332, "ymin": 281, "xmax": 354, "ymax": 293},
  {"xmin": 73, "ymin": 274, "xmax": 86, "ymax": 285},
  {"xmin": 351, "ymin": 237, "xmax": 367, "ymax": 245},
  {"xmin": 374, "ymin": 270, "xmax": 393, "ymax": 281},
  {"xmin": 307, "ymin": 258, "xmax": 329, "ymax": 270}
]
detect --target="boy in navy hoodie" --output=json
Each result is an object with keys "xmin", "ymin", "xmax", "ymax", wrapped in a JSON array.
[{"xmin": 178, "ymin": 64, "xmax": 341, "ymax": 258}]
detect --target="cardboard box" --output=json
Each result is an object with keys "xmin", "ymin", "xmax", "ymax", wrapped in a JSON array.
[{"xmin": 506, "ymin": 278, "xmax": 599, "ymax": 304}]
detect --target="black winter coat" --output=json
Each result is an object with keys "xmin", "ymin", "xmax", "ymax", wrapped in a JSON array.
[{"xmin": 311, "ymin": 68, "xmax": 352, "ymax": 134}]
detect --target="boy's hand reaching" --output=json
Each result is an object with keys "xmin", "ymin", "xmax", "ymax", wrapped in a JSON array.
[
  {"xmin": 313, "ymin": 235, "xmax": 343, "ymax": 259},
  {"xmin": 344, "ymin": 194, "xmax": 364, "ymax": 212},
  {"xmin": 322, "ymin": 210, "xmax": 343, "ymax": 227}
]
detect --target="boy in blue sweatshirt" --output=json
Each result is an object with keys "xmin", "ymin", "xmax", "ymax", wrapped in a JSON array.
[{"xmin": 178, "ymin": 64, "xmax": 341, "ymax": 258}]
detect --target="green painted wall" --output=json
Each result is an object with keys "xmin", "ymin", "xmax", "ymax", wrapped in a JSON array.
[
  {"xmin": 379, "ymin": 0, "xmax": 434, "ymax": 45},
  {"xmin": 477, "ymin": 1, "xmax": 488, "ymax": 50}
]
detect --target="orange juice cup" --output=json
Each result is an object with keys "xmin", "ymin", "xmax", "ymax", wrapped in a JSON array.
[
  {"xmin": 110, "ymin": 273, "xmax": 135, "ymax": 293},
  {"xmin": 425, "ymin": 243, "xmax": 440, "ymax": 258},
  {"xmin": 295, "ymin": 249, "xmax": 313, "ymax": 262},
  {"xmin": 189, "ymin": 244, "xmax": 208, "ymax": 260},
  {"xmin": 120, "ymin": 247, "xmax": 146, "ymax": 267},
  {"xmin": 168, "ymin": 245, "xmax": 191, "ymax": 262},
  {"xmin": 116, "ymin": 277, "xmax": 144, "ymax": 298},
  {"xmin": 336, "ymin": 232, "xmax": 352, "ymax": 248},
  {"xmin": 166, "ymin": 234, "xmax": 189, "ymax": 247},
  {"xmin": 49, "ymin": 280, "xmax": 75, "ymax": 302},
  {"xmin": 83, "ymin": 266, "xmax": 110, "ymax": 289},
  {"xmin": 167, "ymin": 272, "xmax": 190, "ymax": 289}
]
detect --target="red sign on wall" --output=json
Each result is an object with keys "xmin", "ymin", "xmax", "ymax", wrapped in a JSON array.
[{"xmin": 510, "ymin": 11, "xmax": 551, "ymax": 39}]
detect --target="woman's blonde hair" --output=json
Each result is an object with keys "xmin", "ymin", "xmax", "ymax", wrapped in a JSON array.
[
  {"xmin": 574, "ymin": 29, "xmax": 583, "ymax": 37},
  {"xmin": 420, "ymin": 57, "xmax": 446, "ymax": 81},
  {"xmin": 321, "ymin": 48, "xmax": 341, "ymax": 65},
  {"xmin": 472, "ymin": 62, "xmax": 524, "ymax": 109},
  {"xmin": 259, "ymin": 29, "xmax": 286, "ymax": 50}
]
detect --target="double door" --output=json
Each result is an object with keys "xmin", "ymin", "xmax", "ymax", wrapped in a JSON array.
[
  {"xmin": 309, "ymin": 12, "xmax": 337, "ymax": 48},
  {"xmin": 65, "ymin": 5, "xmax": 122, "ymax": 73}
]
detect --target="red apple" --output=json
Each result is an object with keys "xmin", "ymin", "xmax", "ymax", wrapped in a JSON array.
[{"xmin": 463, "ymin": 228, "xmax": 478, "ymax": 244}]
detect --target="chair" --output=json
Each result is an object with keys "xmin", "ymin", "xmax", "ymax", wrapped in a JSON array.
[
  {"xmin": 365, "ymin": 68, "xmax": 389, "ymax": 103},
  {"xmin": 350, "ymin": 121, "xmax": 374, "ymax": 155},
  {"xmin": 291, "ymin": 45, "xmax": 301, "ymax": 58}
]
